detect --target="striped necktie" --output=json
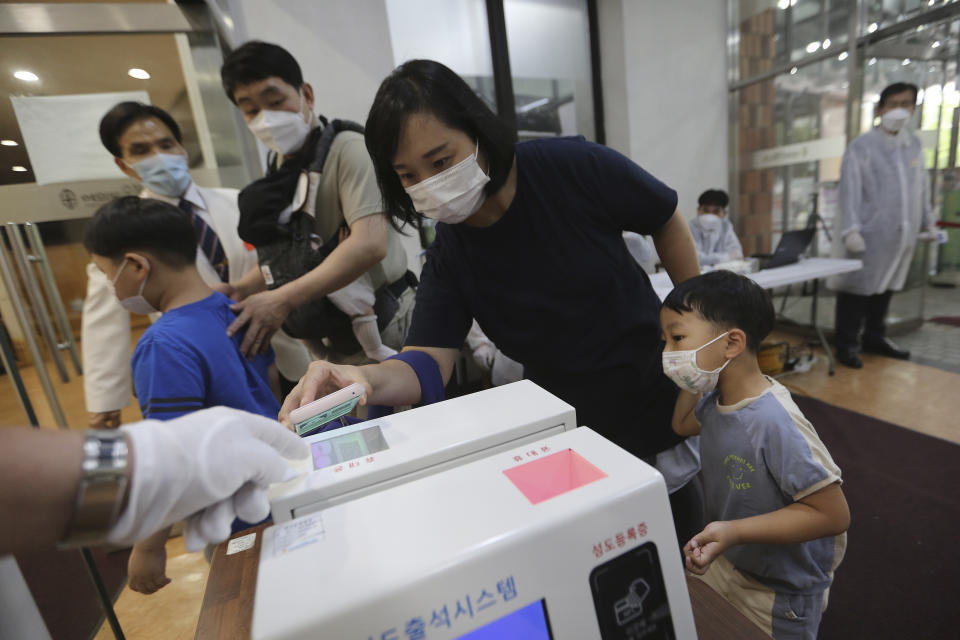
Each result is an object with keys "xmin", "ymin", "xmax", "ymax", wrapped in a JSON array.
[{"xmin": 179, "ymin": 198, "xmax": 229, "ymax": 282}]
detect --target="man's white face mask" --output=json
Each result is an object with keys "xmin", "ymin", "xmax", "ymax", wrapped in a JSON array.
[
  {"xmin": 247, "ymin": 89, "xmax": 312, "ymax": 156},
  {"xmin": 404, "ymin": 140, "xmax": 490, "ymax": 224},
  {"xmin": 698, "ymin": 213, "xmax": 722, "ymax": 232},
  {"xmin": 880, "ymin": 107, "xmax": 911, "ymax": 134}
]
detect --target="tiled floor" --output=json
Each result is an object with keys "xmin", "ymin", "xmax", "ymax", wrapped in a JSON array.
[{"xmin": 3, "ymin": 318, "xmax": 958, "ymax": 639}]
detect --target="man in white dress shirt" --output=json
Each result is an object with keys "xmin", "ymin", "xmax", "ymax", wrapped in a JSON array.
[{"xmin": 82, "ymin": 102, "xmax": 311, "ymax": 428}]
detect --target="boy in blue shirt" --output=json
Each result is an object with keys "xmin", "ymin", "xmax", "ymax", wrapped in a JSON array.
[
  {"xmin": 84, "ymin": 195, "xmax": 281, "ymax": 594},
  {"xmin": 661, "ymin": 271, "xmax": 850, "ymax": 640}
]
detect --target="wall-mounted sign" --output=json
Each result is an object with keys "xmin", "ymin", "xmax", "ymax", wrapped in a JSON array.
[
  {"xmin": 11, "ymin": 91, "xmax": 150, "ymax": 185},
  {"xmin": 1, "ymin": 178, "xmax": 141, "ymax": 224}
]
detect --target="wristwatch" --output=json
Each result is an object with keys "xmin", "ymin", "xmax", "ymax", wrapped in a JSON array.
[{"xmin": 58, "ymin": 430, "xmax": 130, "ymax": 548}]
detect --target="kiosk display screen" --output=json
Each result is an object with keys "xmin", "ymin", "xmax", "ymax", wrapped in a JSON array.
[
  {"xmin": 589, "ymin": 541, "xmax": 675, "ymax": 639},
  {"xmin": 457, "ymin": 599, "xmax": 553, "ymax": 639},
  {"xmin": 310, "ymin": 425, "xmax": 389, "ymax": 470}
]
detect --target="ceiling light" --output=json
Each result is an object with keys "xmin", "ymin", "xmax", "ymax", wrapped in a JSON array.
[
  {"xmin": 822, "ymin": 39, "xmax": 831, "ymax": 49},
  {"xmin": 12, "ymin": 166, "xmax": 27, "ymax": 172},
  {"xmin": 14, "ymin": 70, "xmax": 38, "ymax": 82},
  {"xmin": 868, "ymin": 23, "xmax": 878, "ymax": 33},
  {"xmin": 0, "ymin": 140, "xmax": 17, "ymax": 147},
  {"xmin": 932, "ymin": 40, "xmax": 941, "ymax": 48},
  {"xmin": 127, "ymin": 68, "xmax": 150, "ymax": 80},
  {"xmin": 838, "ymin": 52, "xmax": 849, "ymax": 61},
  {"xmin": 790, "ymin": 67, "xmax": 798, "ymax": 75},
  {"xmin": 806, "ymin": 41, "xmax": 821, "ymax": 53},
  {"xmin": 778, "ymin": 0, "xmax": 789, "ymax": 8},
  {"xmin": 869, "ymin": 57, "xmax": 878, "ymax": 65},
  {"xmin": 902, "ymin": 58, "xmax": 911, "ymax": 66}
]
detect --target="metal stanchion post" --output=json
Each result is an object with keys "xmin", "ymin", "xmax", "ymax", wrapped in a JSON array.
[
  {"xmin": 24, "ymin": 222, "xmax": 83, "ymax": 375},
  {"xmin": 6, "ymin": 224, "xmax": 70, "ymax": 382},
  {"xmin": 0, "ymin": 229, "xmax": 68, "ymax": 427},
  {"xmin": 0, "ymin": 319, "xmax": 39, "ymax": 426}
]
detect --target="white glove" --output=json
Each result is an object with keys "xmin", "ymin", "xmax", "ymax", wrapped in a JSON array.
[
  {"xmin": 107, "ymin": 407, "xmax": 309, "ymax": 551},
  {"xmin": 472, "ymin": 344, "xmax": 496, "ymax": 371},
  {"xmin": 844, "ymin": 231, "xmax": 866, "ymax": 253},
  {"xmin": 917, "ymin": 224, "xmax": 941, "ymax": 242}
]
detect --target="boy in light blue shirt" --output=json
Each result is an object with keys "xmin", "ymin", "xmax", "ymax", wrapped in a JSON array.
[{"xmin": 661, "ymin": 270, "xmax": 849, "ymax": 640}]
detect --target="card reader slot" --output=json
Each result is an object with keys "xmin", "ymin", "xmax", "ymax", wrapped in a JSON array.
[{"xmin": 291, "ymin": 423, "xmax": 569, "ymax": 519}]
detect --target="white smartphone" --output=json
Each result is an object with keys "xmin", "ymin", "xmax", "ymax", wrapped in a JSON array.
[{"xmin": 289, "ymin": 383, "xmax": 367, "ymax": 437}]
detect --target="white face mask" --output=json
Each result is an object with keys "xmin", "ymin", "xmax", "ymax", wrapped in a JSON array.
[
  {"xmin": 698, "ymin": 213, "xmax": 722, "ymax": 232},
  {"xmin": 880, "ymin": 107, "xmax": 911, "ymax": 133},
  {"xmin": 247, "ymin": 90, "xmax": 312, "ymax": 156},
  {"xmin": 662, "ymin": 331, "xmax": 731, "ymax": 394},
  {"xmin": 111, "ymin": 257, "xmax": 159, "ymax": 315},
  {"xmin": 404, "ymin": 141, "xmax": 490, "ymax": 224}
]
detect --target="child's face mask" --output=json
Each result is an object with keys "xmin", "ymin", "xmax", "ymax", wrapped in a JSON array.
[
  {"xmin": 112, "ymin": 257, "xmax": 159, "ymax": 315},
  {"xmin": 662, "ymin": 331, "xmax": 731, "ymax": 393}
]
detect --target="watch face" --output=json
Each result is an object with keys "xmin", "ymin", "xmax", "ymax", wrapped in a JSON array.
[{"xmin": 589, "ymin": 542, "xmax": 676, "ymax": 640}]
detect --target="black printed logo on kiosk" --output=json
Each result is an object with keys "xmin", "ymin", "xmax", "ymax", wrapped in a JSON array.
[{"xmin": 589, "ymin": 542, "xmax": 676, "ymax": 640}]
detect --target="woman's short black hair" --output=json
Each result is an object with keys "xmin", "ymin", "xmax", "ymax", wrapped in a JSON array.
[
  {"xmin": 84, "ymin": 196, "xmax": 197, "ymax": 268},
  {"xmin": 364, "ymin": 59, "xmax": 517, "ymax": 227},
  {"xmin": 879, "ymin": 82, "xmax": 919, "ymax": 108},
  {"xmin": 662, "ymin": 270, "xmax": 774, "ymax": 352},
  {"xmin": 221, "ymin": 41, "xmax": 304, "ymax": 104},
  {"xmin": 698, "ymin": 189, "xmax": 729, "ymax": 209},
  {"xmin": 99, "ymin": 102, "xmax": 182, "ymax": 158}
]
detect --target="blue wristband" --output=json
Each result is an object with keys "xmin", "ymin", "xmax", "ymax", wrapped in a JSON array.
[{"xmin": 367, "ymin": 351, "xmax": 445, "ymax": 418}]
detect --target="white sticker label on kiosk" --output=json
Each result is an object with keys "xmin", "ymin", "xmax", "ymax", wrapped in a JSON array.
[
  {"xmin": 226, "ymin": 532, "xmax": 256, "ymax": 555},
  {"xmin": 272, "ymin": 513, "xmax": 325, "ymax": 557}
]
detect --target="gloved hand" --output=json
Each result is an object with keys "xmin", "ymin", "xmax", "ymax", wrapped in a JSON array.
[
  {"xmin": 917, "ymin": 224, "xmax": 941, "ymax": 242},
  {"xmin": 844, "ymin": 231, "xmax": 866, "ymax": 253},
  {"xmin": 107, "ymin": 407, "xmax": 309, "ymax": 551},
  {"xmin": 472, "ymin": 344, "xmax": 496, "ymax": 371}
]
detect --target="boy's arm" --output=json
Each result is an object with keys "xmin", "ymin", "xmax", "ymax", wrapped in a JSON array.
[
  {"xmin": 672, "ymin": 390, "xmax": 701, "ymax": 436},
  {"xmin": 684, "ymin": 482, "xmax": 850, "ymax": 575},
  {"xmin": 128, "ymin": 525, "xmax": 174, "ymax": 594},
  {"xmin": 268, "ymin": 362, "xmax": 282, "ymax": 404}
]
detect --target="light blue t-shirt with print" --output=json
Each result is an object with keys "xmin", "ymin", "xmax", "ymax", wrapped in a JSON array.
[{"xmin": 695, "ymin": 379, "xmax": 846, "ymax": 595}]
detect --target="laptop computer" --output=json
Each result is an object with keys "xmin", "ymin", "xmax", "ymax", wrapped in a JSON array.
[{"xmin": 757, "ymin": 227, "xmax": 817, "ymax": 270}]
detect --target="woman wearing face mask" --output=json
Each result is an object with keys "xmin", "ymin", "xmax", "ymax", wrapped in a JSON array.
[
  {"xmin": 281, "ymin": 59, "xmax": 701, "ymax": 464},
  {"xmin": 689, "ymin": 189, "xmax": 744, "ymax": 267}
]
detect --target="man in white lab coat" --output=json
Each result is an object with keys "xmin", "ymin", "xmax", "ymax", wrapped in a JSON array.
[
  {"xmin": 830, "ymin": 83, "xmax": 937, "ymax": 369},
  {"xmin": 82, "ymin": 102, "xmax": 311, "ymax": 428},
  {"xmin": 688, "ymin": 189, "xmax": 744, "ymax": 266}
]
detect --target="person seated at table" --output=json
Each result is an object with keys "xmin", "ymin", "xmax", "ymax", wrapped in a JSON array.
[
  {"xmin": 663, "ymin": 270, "xmax": 849, "ymax": 640},
  {"xmin": 84, "ymin": 196, "xmax": 281, "ymax": 595},
  {"xmin": 689, "ymin": 189, "xmax": 744, "ymax": 266}
]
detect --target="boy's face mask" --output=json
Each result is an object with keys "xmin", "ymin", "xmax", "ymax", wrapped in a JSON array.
[
  {"xmin": 662, "ymin": 331, "xmax": 731, "ymax": 393},
  {"xmin": 111, "ymin": 256, "xmax": 159, "ymax": 315}
]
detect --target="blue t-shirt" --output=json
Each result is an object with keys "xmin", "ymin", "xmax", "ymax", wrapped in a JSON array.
[
  {"xmin": 132, "ymin": 292, "xmax": 279, "ymax": 421},
  {"xmin": 695, "ymin": 380, "xmax": 846, "ymax": 595},
  {"xmin": 405, "ymin": 137, "xmax": 682, "ymax": 457}
]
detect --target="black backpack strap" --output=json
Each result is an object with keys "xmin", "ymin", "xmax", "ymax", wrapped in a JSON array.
[{"xmin": 307, "ymin": 118, "xmax": 366, "ymax": 174}]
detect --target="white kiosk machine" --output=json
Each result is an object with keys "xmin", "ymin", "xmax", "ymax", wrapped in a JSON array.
[
  {"xmin": 269, "ymin": 380, "xmax": 578, "ymax": 522},
  {"xmin": 254, "ymin": 427, "xmax": 697, "ymax": 639}
]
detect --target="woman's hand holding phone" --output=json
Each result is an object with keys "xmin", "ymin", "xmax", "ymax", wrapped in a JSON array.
[{"xmin": 279, "ymin": 361, "xmax": 372, "ymax": 430}]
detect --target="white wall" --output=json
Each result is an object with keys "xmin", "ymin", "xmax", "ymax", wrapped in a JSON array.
[{"xmin": 599, "ymin": 0, "xmax": 729, "ymax": 219}]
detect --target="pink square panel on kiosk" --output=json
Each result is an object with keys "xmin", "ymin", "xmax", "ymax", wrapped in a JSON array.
[{"xmin": 503, "ymin": 449, "xmax": 607, "ymax": 505}]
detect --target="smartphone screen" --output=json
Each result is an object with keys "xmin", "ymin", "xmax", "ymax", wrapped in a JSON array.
[{"xmin": 294, "ymin": 396, "xmax": 362, "ymax": 437}]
